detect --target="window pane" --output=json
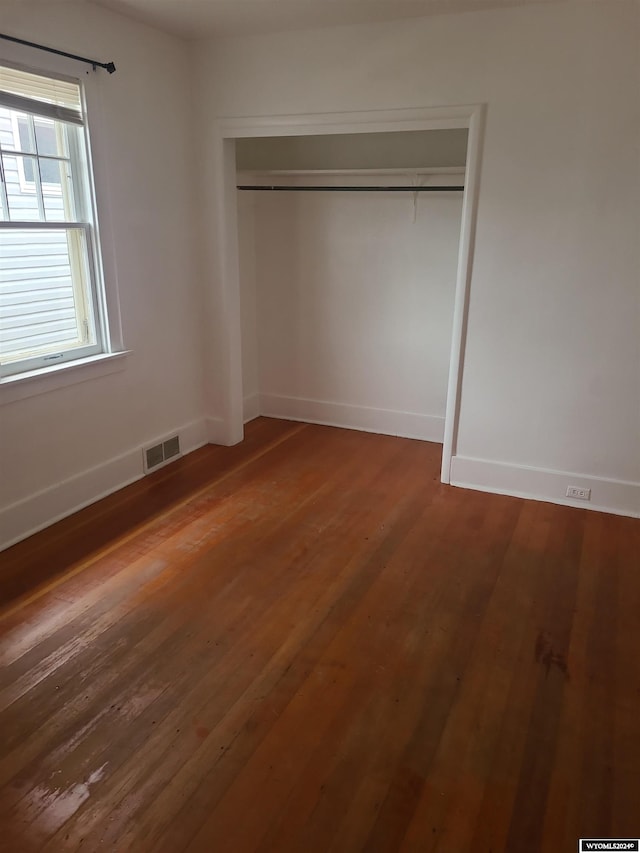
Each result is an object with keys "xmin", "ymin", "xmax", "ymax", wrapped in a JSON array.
[
  {"xmin": 0, "ymin": 107, "xmax": 31, "ymax": 152},
  {"xmin": 0, "ymin": 227, "xmax": 93, "ymax": 363},
  {"xmin": 0, "ymin": 106, "xmax": 17, "ymax": 150},
  {"xmin": 40, "ymin": 157, "xmax": 64, "ymax": 185},
  {"xmin": 42, "ymin": 160, "xmax": 74, "ymax": 222},
  {"xmin": 2, "ymin": 153, "xmax": 41, "ymax": 220},
  {"xmin": 35, "ymin": 117, "xmax": 68, "ymax": 158},
  {"xmin": 16, "ymin": 114, "xmax": 35, "ymax": 153}
]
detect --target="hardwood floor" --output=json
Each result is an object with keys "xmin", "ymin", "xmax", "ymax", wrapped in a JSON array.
[{"xmin": 0, "ymin": 417, "xmax": 638, "ymax": 852}]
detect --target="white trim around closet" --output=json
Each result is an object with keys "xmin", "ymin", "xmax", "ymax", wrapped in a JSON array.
[{"xmin": 210, "ymin": 103, "xmax": 486, "ymax": 486}]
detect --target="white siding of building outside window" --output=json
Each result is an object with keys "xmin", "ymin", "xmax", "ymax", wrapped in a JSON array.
[{"xmin": 0, "ymin": 109, "xmax": 80, "ymax": 359}]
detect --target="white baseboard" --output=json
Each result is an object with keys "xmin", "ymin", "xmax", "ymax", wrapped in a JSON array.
[
  {"xmin": 0, "ymin": 417, "xmax": 209, "ymax": 552},
  {"xmin": 205, "ymin": 416, "xmax": 228, "ymax": 445},
  {"xmin": 450, "ymin": 455, "xmax": 640, "ymax": 518},
  {"xmin": 5, "ymin": 415, "xmax": 635, "ymax": 553},
  {"xmin": 243, "ymin": 393, "xmax": 260, "ymax": 424},
  {"xmin": 259, "ymin": 393, "xmax": 444, "ymax": 442}
]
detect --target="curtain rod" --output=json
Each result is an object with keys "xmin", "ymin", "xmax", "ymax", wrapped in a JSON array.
[
  {"xmin": 0, "ymin": 33, "xmax": 116, "ymax": 74},
  {"xmin": 237, "ymin": 185, "xmax": 464, "ymax": 192}
]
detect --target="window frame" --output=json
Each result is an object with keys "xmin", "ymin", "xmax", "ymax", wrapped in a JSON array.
[
  {"xmin": 0, "ymin": 61, "xmax": 105, "ymax": 375},
  {"xmin": 0, "ymin": 45, "xmax": 125, "ymax": 395},
  {"xmin": 0, "ymin": 222, "xmax": 102, "ymax": 375}
]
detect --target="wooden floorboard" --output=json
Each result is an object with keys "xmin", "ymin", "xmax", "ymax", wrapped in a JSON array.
[{"xmin": 0, "ymin": 418, "xmax": 638, "ymax": 852}]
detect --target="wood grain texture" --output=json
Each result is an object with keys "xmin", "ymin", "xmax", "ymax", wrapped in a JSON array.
[{"xmin": 0, "ymin": 418, "xmax": 638, "ymax": 852}]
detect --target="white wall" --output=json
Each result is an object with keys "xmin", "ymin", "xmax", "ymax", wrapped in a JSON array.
[
  {"xmin": 236, "ymin": 129, "xmax": 468, "ymax": 171},
  {"xmin": 0, "ymin": 0, "xmax": 637, "ymax": 546},
  {"xmin": 0, "ymin": 2, "xmax": 207, "ymax": 546},
  {"xmin": 195, "ymin": 0, "xmax": 640, "ymax": 516},
  {"xmin": 238, "ymin": 173, "xmax": 463, "ymax": 440}
]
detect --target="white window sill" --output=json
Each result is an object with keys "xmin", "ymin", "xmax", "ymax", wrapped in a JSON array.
[{"xmin": 0, "ymin": 351, "xmax": 131, "ymax": 405}]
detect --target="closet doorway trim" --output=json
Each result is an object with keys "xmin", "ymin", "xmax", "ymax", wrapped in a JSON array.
[{"xmin": 212, "ymin": 103, "xmax": 485, "ymax": 485}]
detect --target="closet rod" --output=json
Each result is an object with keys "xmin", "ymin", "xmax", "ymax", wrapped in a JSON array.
[{"xmin": 237, "ymin": 185, "xmax": 464, "ymax": 192}]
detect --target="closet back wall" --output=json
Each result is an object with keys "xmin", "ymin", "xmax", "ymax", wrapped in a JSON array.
[{"xmin": 238, "ymin": 178, "xmax": 463, "ymax": 441}]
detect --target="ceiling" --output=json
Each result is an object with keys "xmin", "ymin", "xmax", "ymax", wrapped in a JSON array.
[{"xmin": 85, "ymin": 0, "xmax": 572, "ymax": 40}]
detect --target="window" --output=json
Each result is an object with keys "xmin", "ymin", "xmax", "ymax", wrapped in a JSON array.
[
  {"xmin": 15, "ymin": 114, "xmax": 63, "ymax": 189},
  {"xmin": 0, "ymin": 62, "xmax": 106, "ymax": 377}
]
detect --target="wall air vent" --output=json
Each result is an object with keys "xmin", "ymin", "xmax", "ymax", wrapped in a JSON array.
[
  {"xmin": 163, "ymin": 435, "xmax": 180, "ymax": 460},
  {"xmin": 143, "ymin": 434, "xmax": 181, "ymax": 473}
]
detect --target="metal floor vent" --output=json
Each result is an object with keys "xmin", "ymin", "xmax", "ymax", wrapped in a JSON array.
[{"xmin": 143, "ymin": 434, "xmax": 181, "ymax": 473}]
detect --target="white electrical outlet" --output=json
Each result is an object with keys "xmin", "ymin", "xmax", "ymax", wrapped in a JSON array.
[{"xmin": 566, "ymin": 485, "xmax": 591, "ymax": 501}]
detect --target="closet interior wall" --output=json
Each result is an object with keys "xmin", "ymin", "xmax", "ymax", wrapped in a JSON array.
[{"xmin": 237, "ymin": 130, "xmax": 467, "ymax": 442}]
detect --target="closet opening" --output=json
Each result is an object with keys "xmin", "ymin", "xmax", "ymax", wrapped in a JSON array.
[{"xmin": 213, "ymin": 106, "xmax": 484, "ymax": 484}]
